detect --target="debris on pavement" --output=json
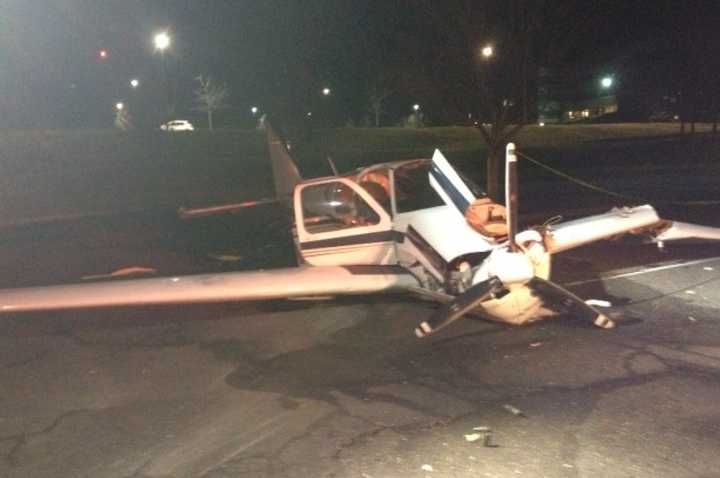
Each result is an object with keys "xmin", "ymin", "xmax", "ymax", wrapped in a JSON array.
[
  {"xmin": 529, "ymin": 342, "xmax": 543, "ymax": 348},
  {"xmin": 421, "ymin": 464, "xmax": 434, "ymax": 472},
  {"xmin": 685, "ymin": 290, "xmax": 696, "ymax": 295},
  {"xmin": 688, "ymin": 316, "xmax": 697, "ymax": 322},
  {"xmin": 703, "ymin": 267, "xmax": 714, "ymax": 271},
  {"xmin": 585, "ymin": 299, "xmax": 612, "ymax": 308},
  {"xmin": 208, "ymin": 253, "xmax": 244, "ymax": 262},
  {"xmin": 473, "ymin": 426, "xmax": 494, "ymax": 446},
  {"xmin": 82, "ymin": 266, "xmax": 157, "ymax": 280},
  {"xmin": 502, "ymin": 404, "xmax": 526, "ymax": 417}
]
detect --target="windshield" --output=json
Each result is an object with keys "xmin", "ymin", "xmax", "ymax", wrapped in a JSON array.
[{"xmin": 393, "ymin": 161, "xmax": 485, "ymax": 213}]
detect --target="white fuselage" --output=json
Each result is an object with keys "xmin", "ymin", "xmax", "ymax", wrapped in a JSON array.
[{"xmin": 291, "ymin": 159, "xmax": 552, "ymax": 326}]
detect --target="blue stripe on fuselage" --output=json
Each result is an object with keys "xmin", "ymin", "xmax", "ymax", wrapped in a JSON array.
[{"xmin": 429, "ymin": 164, "xmax": 470, "ymax": 214}]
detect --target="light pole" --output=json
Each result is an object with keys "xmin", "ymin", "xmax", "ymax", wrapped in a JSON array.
[
  {"xmin": 130, "ymin": 78, "xmax": 140, "ymax": 89},
  {"xmin": 320, "ymin": 87, "xmax": 333, "ymax": 126},
  {"xmin": 153, "ymin": 31, "xmax": 172, "ymax": 118},
  {"xmin": 600, "ymin": 76, "xmax": 613, "ymax": 89}
]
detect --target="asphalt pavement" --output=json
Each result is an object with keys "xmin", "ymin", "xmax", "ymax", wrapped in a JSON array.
[
  {"xmin": 1, "ymin": 225, "xmax": 720, "ymax": 477},
  {"xmin": 0, "ymin": 153, "xmax": 719, "ymax": 478}
]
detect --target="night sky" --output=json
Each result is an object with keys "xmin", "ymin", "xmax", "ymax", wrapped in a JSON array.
[{"xmin": 1, "ymin": 1, "xmax": 718, "ymax": 128}]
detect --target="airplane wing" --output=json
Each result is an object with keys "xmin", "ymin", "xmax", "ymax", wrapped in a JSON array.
[
  {"xmin": 542, "ymin": 204, "xmax": 720, "ymax": 253},
  {"xmin": 652, "ymin": 220, "xmax": 720, "ymax": 243},
  {"xmin": 0, "ymin": 265, "xmax": 420, "ymax": 313}
]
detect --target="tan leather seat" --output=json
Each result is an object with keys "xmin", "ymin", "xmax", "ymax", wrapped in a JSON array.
[{"xmin": 464, "ymin": 197, "xmax": 508, "ymax": 239}]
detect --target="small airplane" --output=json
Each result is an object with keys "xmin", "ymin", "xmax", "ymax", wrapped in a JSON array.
[{"xmin": 1, "ymin": 124, "xmax": 719, "ymax": 337}]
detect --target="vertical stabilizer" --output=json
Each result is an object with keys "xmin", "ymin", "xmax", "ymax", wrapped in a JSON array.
[{"xmin": 266, "ymin": 123, "xmax": 303, "ymax": 198}]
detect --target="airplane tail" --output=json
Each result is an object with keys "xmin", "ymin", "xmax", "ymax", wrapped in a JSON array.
[
  {"xmin": 178, "ymin": 122, "xmax": 302, "ymax": 219},
  {"xmin": 266, "ymin": 122, "xmax": 302, "ymax": 198}
]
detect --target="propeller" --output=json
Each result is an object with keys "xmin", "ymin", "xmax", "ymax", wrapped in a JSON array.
[
  {"xmin": 415, "ymin": 143, "xmax": 615, "ymax": 338},
  {"xmin": 414, "ymin": 277, "xmax": 507, "ymax": 337},
  {"xmin": 505, "ymin": 143, "xmax": 519, "ymax": 252},
  {"xmin": 526, "ymin": 277, "xmax": 615, "ymax": 329}
]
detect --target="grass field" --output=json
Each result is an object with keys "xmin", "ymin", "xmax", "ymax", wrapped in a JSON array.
[{"xmin": 0, "ymin": 123, "xmax": 716, "ymax": 226}]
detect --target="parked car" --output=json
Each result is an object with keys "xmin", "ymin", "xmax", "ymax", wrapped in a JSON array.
[{"xmin": 160, "ymin": 120, "xmax": 194, "ymax": 131}]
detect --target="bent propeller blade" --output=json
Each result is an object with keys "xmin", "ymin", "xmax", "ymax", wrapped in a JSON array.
[
  {"xmin": 415, "ymin": 277, "xmax": 506, "ymax": 338},
  {"xmin": 527, "ymin": 277, "xmax": 615, "ymax": 329}
]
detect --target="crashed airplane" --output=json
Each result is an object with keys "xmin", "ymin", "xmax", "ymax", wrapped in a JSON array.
[{"xmin": 1, "ymin": 125, "xmax": 719, "ymax": 337}]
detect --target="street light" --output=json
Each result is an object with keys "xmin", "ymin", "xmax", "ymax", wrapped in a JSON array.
[
  {"xmin": 153, "ymin": 32, "xmax": 171, "ymax": 51},
  {"xmin": 600, "ymin": 76, "xmax": 613, "ymax": 89},
  {"xmin": 250, "ymin": 106, "xmax": 259, "ymax": 115},
  {"xmin": 130, "ymin": 78, "xmax": 140, "ymax": 89},
  {"xmin": 115, "ymin": 102, "xmax": 124, "ymax": 111},
  {"xmin": 322, "ymin": 87, "xmax": 331, "ymax": 96},
  {"xmin": 413, "ymin": 104, "xmax": 420, "ymax": 112},
  {"xmin": 481, "ymin": 45, "xmax": 494, "ymax": 59}
]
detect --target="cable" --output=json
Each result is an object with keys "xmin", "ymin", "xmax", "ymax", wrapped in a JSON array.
[{"xmin": 516, "ymin": 150, "xmax": 720, "ymax": 206}]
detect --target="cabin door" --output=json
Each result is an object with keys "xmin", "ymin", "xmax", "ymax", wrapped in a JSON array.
[{"xmin": 295, "ymin": 178, "xmax": 398, "ymax": 266}]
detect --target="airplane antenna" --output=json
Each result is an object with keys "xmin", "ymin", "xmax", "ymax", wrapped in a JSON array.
[
  {"xmin": 327, "ymin": 156, "xmax": 339, "ymax": 176},
  {"xmin": 505, "ymin": 143, "xmax": 519, "ymax": 252}
]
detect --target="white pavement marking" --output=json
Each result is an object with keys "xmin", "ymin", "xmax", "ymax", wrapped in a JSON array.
[{"xmin": 563, "ymin": 256, "xmax": 720, "ymax": 287}]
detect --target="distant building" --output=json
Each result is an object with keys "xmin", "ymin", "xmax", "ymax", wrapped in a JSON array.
[{"xmin": 537, "ymin": 65, "xmax": 618, "ymax": 124}]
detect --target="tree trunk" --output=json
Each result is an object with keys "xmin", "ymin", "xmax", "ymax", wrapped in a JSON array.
[
  {"xmin": 208, "ymin": 110, "xmax": 214, "ymax": 131},
  {"xmin": 485, "ymin": 148, "xmax": 501, "ymax": 201}
]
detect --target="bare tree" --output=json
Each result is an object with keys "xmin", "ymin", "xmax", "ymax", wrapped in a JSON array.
[
  {"xmin": 367, "ymin": 79, "xmax": 393, "ymax": 127},
  {"xmin": 194, "ymin": 76, "xmax": 229, "ymax": 131},
  {"xmin": 114, "ymin": 107, "xmax": 133, "ymax": 131},
  {"xmin": 420, "ymin": 0, "xmax": 597, "ymax": 199}
]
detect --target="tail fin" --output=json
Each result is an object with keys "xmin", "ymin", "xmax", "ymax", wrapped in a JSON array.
[{"xmin": 266, "ymin": 122, "xmax": 302, "ymax": 198}]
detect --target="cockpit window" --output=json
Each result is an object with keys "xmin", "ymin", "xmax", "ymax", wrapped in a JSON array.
[
  {"xmin": 394, "ymin": 162, "xmax": 445, "ymax": 213},
  {"xmin": 300, "ymin": 181, "xmax": 380, "ymax": 234},
  {"xmin": 394, "ymin": 161, "xmax": 486, "ymax": 213}
]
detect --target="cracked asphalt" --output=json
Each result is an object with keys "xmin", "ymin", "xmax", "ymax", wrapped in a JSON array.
[{"xmin": 1, "ymin": 228, "xmax": 720, "ymax": 477}]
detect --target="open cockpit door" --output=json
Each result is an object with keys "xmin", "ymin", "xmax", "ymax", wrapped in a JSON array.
[
  {"xmin": 295, "ymin": 178, "xmax": 398, "ymax": 266},
  {"xmin": 428, "ymin": 149, "xmax": 478, "ymax": 218}
]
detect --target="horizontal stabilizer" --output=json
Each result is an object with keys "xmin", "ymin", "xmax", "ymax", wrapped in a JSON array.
[
  {"xmin": 178, "ymin": 197, "xmax": 282, "ymax": 219},
  {"xmin": 0, "ymin": 266, "xmax": 419, "ymax": 313}
]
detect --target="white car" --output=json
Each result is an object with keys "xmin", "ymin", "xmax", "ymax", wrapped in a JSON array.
[{"xmin": 160, "ymin": 120, "xmax": 194, "ymax": 131}]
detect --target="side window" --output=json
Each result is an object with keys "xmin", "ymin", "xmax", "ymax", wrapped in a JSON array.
[
  {"xmin": 301, "ymin": 181, "xmax": 380, "ymax": 234},
  {"xmin": 357, "ymin": 169, "xmax": 391, "ymax": 213}
]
